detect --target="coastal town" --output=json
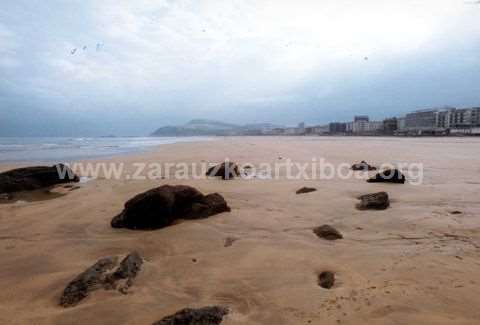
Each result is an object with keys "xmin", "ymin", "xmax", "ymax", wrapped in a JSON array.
[
  {"xmin": 265, "ymin": 106, "xmax": 480, "ymax": 136},
  {"xmin": 151, "ymin": 106, "xmax": 480, "ymax": 137}
]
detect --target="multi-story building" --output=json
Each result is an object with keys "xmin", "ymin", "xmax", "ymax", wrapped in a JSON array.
[
  {"xmin": 297, "ymin": 122, "xmax": 306, "ymax": 134},
  {"xmin": 346, "ymin": 116, "xmax": 383, "ymax": 135},
  {"xmin": 306, "ymin": 125, "xmax": 329, "ymax": 135},
  {"xmin": 397, "ymin": 117, "xmax": 406, "ymax": 131},
  {"xmin": 354, "ymin": 115, "xmax": 369, "ymax": 122},
  {"xmin": 405, "ymin": 109, "xmax": 438, "ymax": 131},
  {"xmin": 382, "ymin": 118, "xmax": 398, "ymax": 135},
  {"xmin": 329, "ymin": 122, "xmax": 347, "ymax": 134}
]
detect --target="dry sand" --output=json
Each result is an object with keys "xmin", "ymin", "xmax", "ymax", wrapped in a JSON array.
[{"xmin": 1, "ymin": 136, "xmax": 480, "ymax": 324}]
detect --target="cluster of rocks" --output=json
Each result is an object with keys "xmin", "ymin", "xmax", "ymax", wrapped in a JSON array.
[
  {"xmin": 0, "ymin": 158, "xmax": 410, "ymax": 320},
  {"xmin": 111, "ymin": 185, "xmax": 230, "ymax": 230},
  {"xmin": 60, "ymin": 252, "xmax": 143, "ymax": 307}
]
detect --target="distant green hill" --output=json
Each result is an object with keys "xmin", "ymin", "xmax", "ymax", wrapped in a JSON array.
[{"xmin": 151, "ymin": 120, "xmax": 283, "ymax": 136}]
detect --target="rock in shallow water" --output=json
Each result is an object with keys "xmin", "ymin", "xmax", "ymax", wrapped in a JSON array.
[
  {"xmin": 367, "ymin": 169, "xmax": 405, "ymax": 184},
  {"xmin": 111, "ymin": 185, "xmax": 230, "ymax": 230},
  {"xmin": 0, "ymin": 164, "xmax": 79, "ymax": 193},
  {"xmin": 152, "ymin": 306, "xmax": 229, "ymax": 325},
  {"xmin": 356, "ymin": 192, "xmax": 390, "ymax": 210},
  {"xmin": 313, "ymin": 225, "xmax": 343, "ymax": 240}
]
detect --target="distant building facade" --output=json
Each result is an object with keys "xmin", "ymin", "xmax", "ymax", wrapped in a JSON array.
[
  {"xmin": 346, "ymin": 116, "xmax": 383, "ymax": 135},
  {"xmin": 382, "ymin": 117, "xmax": 398, "ymax": 135},
  {"xmin": 329, "ymin": 122, "xmax": 347, "ymax": 134},
  {"xmin": 400, "ymin": 107, "xmax": 480, "ymax": 135},
  {"xmin": 354, "ymin": 115, "xmax": 369, "ymax": 122}
]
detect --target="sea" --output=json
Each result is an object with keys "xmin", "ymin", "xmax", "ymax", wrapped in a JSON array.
[{"xmin": 0, "ymin": 137, "xmax": 212, "ymax": 163}]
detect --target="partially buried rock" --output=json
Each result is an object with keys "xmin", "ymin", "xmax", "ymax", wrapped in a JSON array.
[
  {"xmin": 111, "ymin": 185, "xmax": 230, "ymax": 230},
  {"xmin": 153, "ymin": 306, "xmax": 229, "ymax": 325},
  {"xmin": 60, "ymin": 256, "xmax": 117, "ymax": 307},
  {"xmin": 367, "ymin": 169, "xmax": 405, "ymax": 184},
  {"xmin": 224, "ymin": 237, "xmax": 238, "ymax": 247},
  {"xmin": 318, "ymin": 271, "xmax": 335, "ymax": 289},
  {"xmin": 296, "ymin": 187, "xmax": 317, "ymax": 194},
  {"xmin": 111, "ymin": 251, "xmax": 143, "ymax": 280},
  {"xmin": 0, "ymin": 164, "xmax": 79, "ymax": 193},
  {"xmin": 206, "ymin": 162, "xmax": 240, "ymax": 180},
  {"xmin": 313, "ymin": 225, "xmax": 343, "ymax": 240},
  {"xmin": 60, "ymin": 252, "xmax": 143, "ymax": 307},
  {"xmin": 351, "ymin": 160, "xmax": 377, "ymax": 171},
  {"xmin": 356, "ymin": 192, "xmax": 390, "ymax": 210}
]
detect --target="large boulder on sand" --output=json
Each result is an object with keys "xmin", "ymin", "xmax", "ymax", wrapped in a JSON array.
[
  {"xmin": 111, "ymin": 185, "xmax": 230, "ymax": 230},
  {"xmin": 206, "ymin": 162, "xmax": 240, "ymax": 180},
  {"xmin": 367, "ymin": 169, "xmax": 405, "ymax": 184},
  {"xmin": 351, "ymin": 160, "xmax": 377, "ymax": 171},
  {"xmin": 153, "ymin": 306, "xmax": 229, "ymax": 325},
  {"xmin": 356, "ymin": 192, "xmax": 390, "ymax": 210},
  {"xmin": 0, "ymin": 164, "xmax": 79, "ymax": 193}
]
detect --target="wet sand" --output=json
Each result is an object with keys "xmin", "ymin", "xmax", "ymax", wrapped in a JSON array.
[{"xmin": 1, "ymin": 136, "xmax": 480, "ymax": 324}]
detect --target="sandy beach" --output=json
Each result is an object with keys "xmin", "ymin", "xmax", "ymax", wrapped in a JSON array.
[{"xmin": 1, "ymin": 136, "xmax": 480, "ymax": 325}]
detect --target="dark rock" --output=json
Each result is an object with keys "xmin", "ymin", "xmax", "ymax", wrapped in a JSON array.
[
  {"xmin": 186, "ymin": 193, "xmax": 231, "ymax": 220},
  {"xmin": 450, "ymin": 210, "xmax": 463, "ymax": 215},
  {"xmin": 60, "ymin": 257, "xmax": 117, "ymax": 307},
  {"xmin": 318, "ymin": 271, "xmax": 335, "ymax": 289},
  {"xmin": 0, "ymin": 164, "xmax": 79, "ymax": 194},
  {"xmin": 313, "ymin": 225, "xmax": 343, "ymax": 240},
  {"xmin": 296, "ymin": 187, "xmax": 317, "ymax": 195},
  {"xmin": 367, "ymin": 169, "xmax": 405, "ymax": 184},
  {"xmin": 351, "ymin": 160, "xmax": 377, "ymax": 171},
  {"xmin": 60, "ymin": 252, "xmax": 143, "ymax": 307},
  {"xmin": 112, "ymin": 251, "xmax": 143, "ymax": 280},
  {"xmin": 153, "ymin": 306, "xmax": 229, "ymax": 325},
  {"xmin": 112, "ymin": 185, "xmax": 230, "ymax": 230},
  {"xmin": 356, "ymin": 192, "xmax": 390, "ymax": 210},
  {"xmin": 206, "ymin": 162, "xmax": 240, "ymax": 180}
]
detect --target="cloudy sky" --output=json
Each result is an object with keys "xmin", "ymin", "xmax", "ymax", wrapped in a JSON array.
[{"xmin": 1, "ymin": 0, "xmax": 479, "ymax": 136}]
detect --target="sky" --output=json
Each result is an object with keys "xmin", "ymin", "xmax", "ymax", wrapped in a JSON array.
[{"xmin": 1, "ymin": 0, "xmax": 480, "ymax": 136}]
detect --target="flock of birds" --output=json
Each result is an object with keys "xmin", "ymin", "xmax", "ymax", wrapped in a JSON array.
[{"xmin": 70, "ymin": 43, "xmax": 104, "ymax": 55}]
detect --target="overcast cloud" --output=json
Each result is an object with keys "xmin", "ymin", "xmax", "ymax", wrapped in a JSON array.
[{"xmin": 1, "ymin": 0, "xmax": 479, "ymax": 136}]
